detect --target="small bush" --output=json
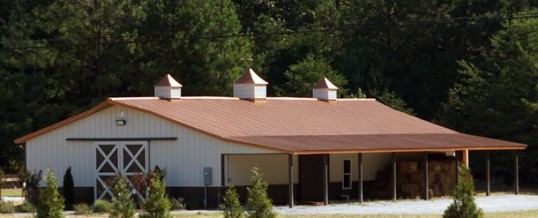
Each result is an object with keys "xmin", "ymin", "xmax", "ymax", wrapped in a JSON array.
[
  {"xmin": 221, "ymin": 186, "xmax": 243, "ymax": 218},
  {"xmin": 110, "ymin": 176, "xmax": 135, "ymax": 218},
  {"xmin": 0, "ymin": 201, "xmax": 16, "ymax": 214},
  {"xmin": 63, "ymin": 167, "xmax": 75, "ymax": 210},
  {"xmin": 16, "ymin": 202, "xmax": 36, "ymax": 213},
  {"xmin": 36, "ymin": 170, "xmax": 65, "ymax": 218},
  {"xmin": 74, "ymin": 203, "xmax": 91, "ymax": 215},
  {"xmin": 169, "ymin": 197, "xmax": 185, "ymax": 210},
  {"xmin": 443, "ymin": 164, "xmax": 483, "ymax": 218},
  {"xmin": 140, "ymin": 177, "xmax": 172, "ymax": 218},
  {"xmin": 246, "ymin": 167, "xmax": 276, "ymax": 218},
  {"xmin": 93, "ymin": 200, "xmax": 112, "ymax": 213}
]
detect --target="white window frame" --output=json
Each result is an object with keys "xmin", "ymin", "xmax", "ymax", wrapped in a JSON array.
[{"xmin": 342, "ymin": 159, "xmax": 352, "ymax": 190}]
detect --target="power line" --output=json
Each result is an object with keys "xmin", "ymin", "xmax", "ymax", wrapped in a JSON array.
[{"xmin": 3, "ymin": 13, "xmax": 538, "ymax": 50}]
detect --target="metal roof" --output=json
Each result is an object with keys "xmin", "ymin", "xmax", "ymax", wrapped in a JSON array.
[{"xmin": 15, "ymin": 97, "xmax": 526, "ymax": 153}]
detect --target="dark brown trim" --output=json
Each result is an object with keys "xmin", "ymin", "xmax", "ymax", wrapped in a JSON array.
[
  {"xmin": 486, "ymin": 151, "xmax": 490, "ymax": 196},
  {"xmin": 357, "ymin": 153, "xmax": 363, "ymax": 203},
  {"xmin": 392, "ymin": 152, "xmax": 397, "ymax": 201},
  {"xmin": 288, "ymin": 154, "xmax": 294, "ymax": 208},
  {"xmin": 515, "ymin": 151, "xmax": 519, "ymax": 195},
  {"xmin": 424, "ymin": 152, "xmax": 429, "ymax": 200},
  {"xmin": 221, "ymin": 154, "xmax": 225, "ymax": 187},
  {"xmin": 66, "ymin": 137, "xmax": 177, "ymax": 141}
]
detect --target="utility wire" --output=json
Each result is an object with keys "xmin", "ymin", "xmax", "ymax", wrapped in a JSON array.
[{"xmin": 3, "ymin": 13, "xmax": 538, "ymax": 50}]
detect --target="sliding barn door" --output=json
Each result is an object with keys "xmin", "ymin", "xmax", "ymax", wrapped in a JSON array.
[{"xmin": 95, "ymin": 141, "xmax": 148, "ymax": 200}]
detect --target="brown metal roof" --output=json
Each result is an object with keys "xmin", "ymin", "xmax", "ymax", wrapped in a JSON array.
[
  {"xmin": 15, "ymin": 97, "xmax": 526, "ymax": 153},
  {"xmin": 154, "ymin": 74, "xmax": 182, "ymax": 87},
  {"xmin": 313, "ymin": 77, "xmax": 338, "ymax": 89},
  {"xmin": 234, "ymin": 68, "xmax": 268, "ymax": 85}
]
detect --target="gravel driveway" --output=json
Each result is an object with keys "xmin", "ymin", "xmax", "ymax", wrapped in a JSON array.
[{"xmin": 274, "ymin": 194, "xmax": 538, "ymax": 215}]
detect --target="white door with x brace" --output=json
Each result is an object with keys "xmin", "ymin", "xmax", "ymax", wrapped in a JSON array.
[{"xmin": 95, "ymin": 141, "xmax": 148, "ymax": 200}]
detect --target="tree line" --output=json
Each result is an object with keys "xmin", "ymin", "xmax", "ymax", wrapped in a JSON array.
[{"xmin": 0, "ymin": 0, "xmax": 537, "ymax": 187}]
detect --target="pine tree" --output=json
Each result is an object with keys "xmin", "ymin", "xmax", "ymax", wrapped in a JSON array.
[
  {"xmin": 443, "ymin": 165, "xmax": 483, "ymax": 218},
  {"xmin": 36, "ymin": 170, "xmax": 65, "ymax": 218},
  {"xmin": 221, "ymin": 186, "xmax": 243, "ymax": 218},
  {"xmin": 246, "ymin": 167, "xmax": 276, "ymax": 218},
  {"xmin": 110, "ymin": 176, "xmax": 135, "ymax": 218},
  {"xmin": 62, "ymin": 167, "xmax": 75, "ymax": 210},
  {"xmin": 140, "ymin": 176, "xmax": 172, "ymax": 218}
]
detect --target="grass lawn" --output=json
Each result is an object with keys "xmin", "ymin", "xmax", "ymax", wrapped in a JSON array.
[{"xmin": 0, "ymin": 188, "xmax": 22, "ymax": 197}]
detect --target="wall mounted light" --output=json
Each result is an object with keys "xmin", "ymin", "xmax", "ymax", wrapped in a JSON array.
[{"xmin": 116, "ymin": 111, "xmax": 126, "ymax": 126}]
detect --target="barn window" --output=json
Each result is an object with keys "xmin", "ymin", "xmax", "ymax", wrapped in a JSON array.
[{"xmin": 342, "ymin": 159, "xmax": 352, "ymax": 189}]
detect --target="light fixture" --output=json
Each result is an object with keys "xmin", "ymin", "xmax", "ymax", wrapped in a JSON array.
[
  {"xmin": 115, "ymin": 119, "xmax": 126, "ymax": 126},
  {"xmin": 116, "ymin": 111, "xmax": 126, "ymax": 126}
]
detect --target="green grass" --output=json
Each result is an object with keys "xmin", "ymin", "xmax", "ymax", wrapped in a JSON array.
[{"xmin": 0, "ymin": 188, "xmax": 22, "ymax": 197}]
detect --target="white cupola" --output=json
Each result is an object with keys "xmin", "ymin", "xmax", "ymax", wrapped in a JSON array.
[
  {"xmin": 313, "ymin": 77, "xmax": 338, "ymax": 101},
  {"xmin": 233, "ymin": 68, "xmax": 268, "ymax": 101},
  {"xmin": 154, "ymin": 74, "xmax": 182, "ymax": 99}
]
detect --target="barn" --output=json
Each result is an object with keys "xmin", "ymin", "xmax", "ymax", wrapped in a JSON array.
[{"xmin": 15, "ymin": 69, "xmax": 526, "ymax": 208}]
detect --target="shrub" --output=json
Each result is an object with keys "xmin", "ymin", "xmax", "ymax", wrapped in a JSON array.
[
  {"xmin": 62, "ymin": 167, "xmax": 75, "ymax": 210},
  {"xmin": 443, "ymin": 164, "xmax": 484, "ymax": 218},
  {"xmin": 74, "ymin": 203, "xmax": 91, "ymax": 215},
  {"xmin": 246, "ymin": 167, "xmax": 276, "ymax": 218},
  {"xmin": 140, "ymin": 177, "xmax": 172, "ymax": 218},
  {"xmin": 153, "ymin": 166, "xmax": 167, "ymax": 181},
  {"xmin": 0, "ymin": 168, "xmax": 4, "ymax": 197},
  {"xmin": 110, "ymin": 176, "xmax": 135, "ymax": 218},
  {"xmin": 169, "ymin": 197, "xmax": 185, "ymax": 210},
  {"xmin": 93, "ymin": 200, "xmax": 112, "ymax": 213},
  {"xmin": 36, "ymin": 170, "xmax": 65, "ymax": 218},
  {"xmin": 0, "ymin": 201, "xmax": 16, "ymax": 214},
  {"xmin": 221, "ymin": 186, "xmax": 243, "ymax": 218},
  {"xmin": 19, "ymin": 169, "xmax": 42, "ymax": 204},
  {"xmin": 16, "ymin": 202, "xmax": 36, "ymax": 213}
]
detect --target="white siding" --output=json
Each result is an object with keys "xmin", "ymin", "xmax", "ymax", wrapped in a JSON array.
[
  {"xmin": 313, "ymin": 89, "xmax": 336, "ymax": 100},
  {"xmin": 26, "ymin": 105, "xmax": 276, "ymax": 187},
  {"xmin": 233, "ymin": 84, "xmax": 266, "ymax": 99},
  {"xmin": 154, "ymin": 87, "xmax": 181, "ymax": 98},
  {"xmin": 225, "ymin": 154, "xmax": 298, "ymax": 186}
]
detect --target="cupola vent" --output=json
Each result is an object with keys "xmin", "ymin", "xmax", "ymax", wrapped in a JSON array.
[
  {"xmin": 233, "ymin": 68, "xmax": 268, "ymax": 101},
  {"xmin": 154, "ymin": 74, "xmax": 182, "ymax": 99}
]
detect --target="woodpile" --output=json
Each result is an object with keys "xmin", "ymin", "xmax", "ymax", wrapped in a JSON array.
[{"xmin": 373, "ymin": 158, "xmax": 457, "ymax": 199}]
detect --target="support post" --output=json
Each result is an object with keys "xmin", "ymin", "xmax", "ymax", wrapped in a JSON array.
[
  {"xmin": 486, "ymin": 151, "xmax": 490, "ymax": 196},
  {"xmin": 463, "ymin": 149, "xmax": 469, "ymax": 168},
  {"xmin": 455, "ymin": 151, "xmax": 460, "ymax": 181},
  {"xmin": 424, "ymin": 152, "xmax": 429, "ymax": 200},
  {"xmin": 288, "ymin": 154, "xmax": 294, "ymax": 208},
  {"xmin": 515, "ymin": 151, "xmax": 519, "ymax": 195},
  {"xmin": 358, "ymin": 153, "xmax": 363, "ymax": 204},
  {"xmin": 323, "ymin": 154, "xmax": 329, "ymax": 205},
  {"xmin": 392, "ymin": 152, "xmax": 397, "ymax": 201}
]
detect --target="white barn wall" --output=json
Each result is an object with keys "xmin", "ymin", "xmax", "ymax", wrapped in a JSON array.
[{"xmin": 25, "ymin": 105, "xmax": 278, "ymax": 187}]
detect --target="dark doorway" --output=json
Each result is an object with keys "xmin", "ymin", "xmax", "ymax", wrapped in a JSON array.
[{"xmin": 298, "ymin": 154, "xmax": 325, "ymax": 201}]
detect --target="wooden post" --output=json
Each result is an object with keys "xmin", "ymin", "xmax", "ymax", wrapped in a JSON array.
[
  {"xmin": 424, "ymin": 152, "xmax": 429, "ymax": 200},
  {"xmin": 358, "ymin": 153, "xmax": 363, "ymax": 203},
  {"xmin": 288, "ymin": 154, "xmax": 294, "ymax": 208},
  {"xmin": 486, "ymin": 151, "xmax": 490, "ymax": 196},
  {"xmin": 463, "ymin": 149, "xmax": 469, "ymax": 168},
  {"xmin": 514, "ymin": 151, "xmax": 519, "ymax": 195},
  {"xmin": 455, "ymin": 151, "xmax": 460, "ymax": 181},
  {"xmin": 392, "ymin": 152, "xmax": 397, "ymax": 201},
  {"xmin": 323, "ymin": 154, "xmax": 329, "ymax": 205}
]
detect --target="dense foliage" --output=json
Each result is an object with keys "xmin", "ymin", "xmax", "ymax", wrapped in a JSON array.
[
  {"xmin": 140, "ymin": 176, "xmax": 172, "ymax": 218},
  {"xmin": 246, "ymin": 167, "xmax": 276, "ymax": 218},
  {"xmin": 110, "ymin": 176, "xmax": 135, "ymax": 218},
  {"xmin": 221, "ymin": 186, "xmax": 244, "ymax": 218},
  {"xmin": 1, "ymin": 0, "xmax": 537, "ymax": 186},
  {"xmin": 36, "ymin": 170, "xmax": 65, "ymax": 218},
  {"xmin": 443, "ymin": 165, "xmax": 484, "ymax": 218},
  {"xmin": 62, "ymin": 167, "xmax": 75, "ymax": 210}
]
